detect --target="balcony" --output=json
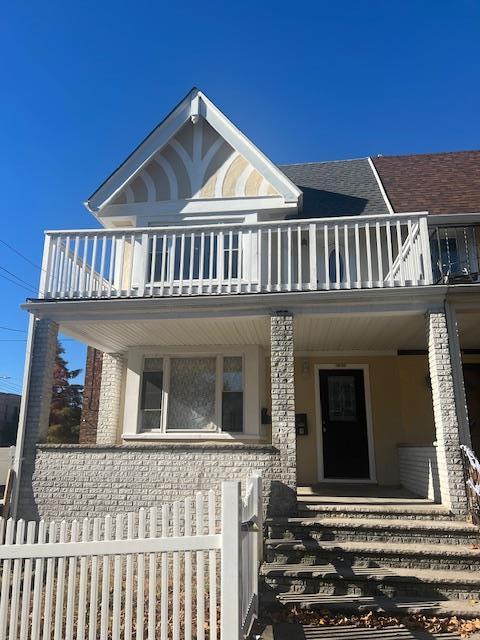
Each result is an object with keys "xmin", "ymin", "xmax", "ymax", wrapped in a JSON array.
[{"xmin": 37, "ymin": 214, "xmax": 479, "ymax": 302}]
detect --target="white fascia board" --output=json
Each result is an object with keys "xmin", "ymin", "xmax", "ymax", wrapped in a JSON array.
[
  {"xmin": 427, "ymin": 212, "xmax": 480, "ymax": 225},
  {"xmin": 99, "ymin": 196, "xmax": 295, "ymax": 220},
  {"xmin": 199, "ymin": 92, "xmax": 301, "ymax": 204},
  {"xmin": 86, "ymin": 90, "xmax": 197, "ymax": 213}
]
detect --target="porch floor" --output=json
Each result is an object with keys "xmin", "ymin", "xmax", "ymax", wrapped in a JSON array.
[
  {"xmin": 297, "ymin": 484, "xmax": 438, "ymax": 507},
  {"xmin": 297, "ymin": 483, "xmax": 449, "ymax": 517}
]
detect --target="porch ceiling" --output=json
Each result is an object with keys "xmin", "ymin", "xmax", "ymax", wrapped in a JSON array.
[
  {"xmin": 58, "ymin": 311, "xmax": 430, "ymax": 354},
  {"xmin": 294, "ymin": 314, "xmax": 427, "ymax": 351},
  {"xmin": 59, "ymin": 315, "xmax": 271, "ymax": 353},
  {"xmin": 457, "ymin": 311, "xmax": 480, "ymax": 349}
]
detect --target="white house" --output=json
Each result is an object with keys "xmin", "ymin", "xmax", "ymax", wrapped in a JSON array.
[{"xmin": 12, "ymin": 88, "xmax": 480, "ymax": 523}]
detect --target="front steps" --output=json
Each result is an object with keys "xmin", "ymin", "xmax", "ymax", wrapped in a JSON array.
[
  {"xmin": 267, "ymin": 516, "xmax": 479, "ymax": 545},
  {"xmin": 261, "ymin": 489, "xmax": 480, "ymax": 619}
]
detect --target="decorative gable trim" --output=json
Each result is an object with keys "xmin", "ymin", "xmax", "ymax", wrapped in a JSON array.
[{"xmin": 85, "ymin": 88, "xmax": 301, "ymax": 215}]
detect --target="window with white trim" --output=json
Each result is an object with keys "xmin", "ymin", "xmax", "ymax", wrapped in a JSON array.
[{"xmin": 139, "ymin": 355, "xmax": 244, "ymax": 433}]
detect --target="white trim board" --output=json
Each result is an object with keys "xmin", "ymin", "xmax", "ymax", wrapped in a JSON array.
[
  {"xmin": 368, "ymin": 157, "xmax": 394, "ymax": 215},
  {"xmin": 313, "ymin": 364, "xmax": 377, "ymax": 483},
  {"xmin": 122, "ymin": 344, "xmax": 262, "ymax": 441}
]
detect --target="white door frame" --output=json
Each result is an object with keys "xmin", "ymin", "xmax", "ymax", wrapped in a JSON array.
[{"xmin": 314, "ymin": 364, "xmax": 377, "ymax": 483}]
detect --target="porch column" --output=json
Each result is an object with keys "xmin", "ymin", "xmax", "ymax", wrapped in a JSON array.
[
  {"xmin": 427, "ymin": 308, "xmax": 468, "ymax": 516},
  {"xmin": 270, "ymin": 312, "xmax": 297, "ymax": 515},
  {"xmin": 445, "ymin": 305, "xmax": 472, "ymax": 449},
  {"xmin": 14, "ymin": 317, "xmax": 58, "ymax": 518},
  {"xmin": 96, "ymin": 353, "xmax": 125, "ymax": 444}
]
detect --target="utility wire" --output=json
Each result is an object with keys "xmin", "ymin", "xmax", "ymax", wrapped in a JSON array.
[
  {"xmin": 0, "ymin": 380, "xmax": 22, "ymax": 392},
  {"xmin": 0, "ymin": 265, "xmax": 42, "ymax": 294},
  {"xmin": 0, "ymin": 338, "xmax": 75, "ymax": 342},
  {"xmin": 0, "ymin": 382, "xmax": 22, "ymax": 392},
  {"xmin": 0, "ymin": 271, "xmax": 38, "ymax": 295},
  {"xmin": 0, "ymin": 326, "xmax": 27, "ymax": 333},
  {"xmin": 0, "ymin": 238, "xmax": 44, "ymax": 271}
]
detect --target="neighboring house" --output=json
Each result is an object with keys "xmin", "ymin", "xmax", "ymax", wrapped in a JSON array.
[
  {"xmin": 0, "ymin": 392, "xmax": 20, "ymax": 447},
  {"xmin": 13, "ymin": 88, "xmax": 480, "ymax": 522}
]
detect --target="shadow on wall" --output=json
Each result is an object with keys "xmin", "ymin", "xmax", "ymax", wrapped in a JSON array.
[{"xmin": 268, "ymin": 479, "xmax": 297, "ymax": 518}]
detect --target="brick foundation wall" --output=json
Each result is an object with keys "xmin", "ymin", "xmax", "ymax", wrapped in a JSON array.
[
  {"xmin": 17, "ymin": 443, "xmax": 283, "ymax": 522},
  {"xmin": 79, "ymin": 347, "xmax": 103, "ymax": 444}
]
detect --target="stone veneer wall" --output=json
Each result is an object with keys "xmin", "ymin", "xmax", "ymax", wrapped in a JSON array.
[
  {"xmin": 270, "ymin": 314, "xmax": 297, "ymax": 515},
  {"xmin": 97, "ymin": 353, "xmax": 125, "ymax": 444},
  {"xmin": 427, "ymin": 310, "xmax": 468, "ymax": 515},
  {"xmin": 16, "ymin": 319, "xmax": 58, "ymax": 515},
  {"xmin": 18, "ymin": 443, "xmax": 282, "ymax": 522}
]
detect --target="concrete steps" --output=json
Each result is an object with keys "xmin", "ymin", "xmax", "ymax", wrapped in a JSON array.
[
  {"xmin": 266, "ymin": 538, "xmax": 480, "ymax": 571},
  {"xmin": 261, "ymin": 592, "xmax": 480, "ymax": 619},
  {"xmin": 258, "ymin": 622, "xmax": 464, "ymax": 639},
  {"xmin": 261, "ymin": 563, "xmax": 480, "ymax": 600},
  {"xmin": 266, "ymin": 516, "xmax": 479, "ymax": 546},
  {"xmin": 261, "ymin": 491, "xmax": 480, "ymax": 620},
  {"xmin": 297, "ymin": 500, "xmax": 455, "ymax": 521}
]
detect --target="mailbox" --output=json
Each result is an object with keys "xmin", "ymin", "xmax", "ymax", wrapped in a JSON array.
[{"xmin": 295, "ymin": 413, "xmax": 308, "ymax": 436}]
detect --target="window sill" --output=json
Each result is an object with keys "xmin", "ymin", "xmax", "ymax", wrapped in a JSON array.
[{"xmin": 122, "ymin": 431, "xmax": 263, "ymax": 442}]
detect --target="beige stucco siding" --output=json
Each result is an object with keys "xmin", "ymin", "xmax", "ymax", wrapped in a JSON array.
[
  {"xmin": 397, "ymin": 355, "xmax": 435, "ymax": 445},
  {"xmin": 265, "ymin": 355, "xmax": 436, "ymax": 486}
]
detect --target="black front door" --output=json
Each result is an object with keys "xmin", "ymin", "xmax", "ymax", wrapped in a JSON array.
[{"xmin": 319, "ymin": 369, "xmax": 370, "ymax": 479}]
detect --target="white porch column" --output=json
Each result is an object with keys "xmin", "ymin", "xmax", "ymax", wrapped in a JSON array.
[
  {"xmin": 270, "ymin": 312, "xmax": 297, "ymax": 515},
  {"xmin": 14, "ymin": 317, "xmax": 58, "ymax": 519},
  {"xmin": 97, "ymin": 353, "xmax": 125, "ymax": 444},
  {"xmin": 427, "ymin": 308, "xmax": 468, "ymax": 516}
]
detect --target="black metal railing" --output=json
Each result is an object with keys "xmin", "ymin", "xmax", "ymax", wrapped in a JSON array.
[
  {"xmin": 460, "ymin": 444, "xmax": 480, "ymax": 525},
  {"xmin": 431, "ymin": 226, "xmax": 480, "ymax": 284}
]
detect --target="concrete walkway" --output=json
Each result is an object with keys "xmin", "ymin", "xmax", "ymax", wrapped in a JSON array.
[{"xmin": 258, "ymin": 623, "xmax": 468, "ymax": 639}]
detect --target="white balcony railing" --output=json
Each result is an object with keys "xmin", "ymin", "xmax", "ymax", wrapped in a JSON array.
[{"xmin": 39, "ymin": 213, "xmax": 434, "ymax": 300}]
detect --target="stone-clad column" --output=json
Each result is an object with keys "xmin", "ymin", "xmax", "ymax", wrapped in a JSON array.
[
  {"xmin": 15, "ymin": 317, "xmax": 58, "ymax": 518},
  {"xmin": 96, "ymin": 353, "xmax": 125, "ymax": 444},
  {"xmin": 270, "ymin": 313, "xmax": 297, "ymax": 515},
  {"xmin": 427, "ymin": 309, "xmax": 468, "ymax": 516}
]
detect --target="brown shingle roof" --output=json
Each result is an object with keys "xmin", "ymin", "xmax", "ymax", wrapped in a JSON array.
[{"xmin": 372, "ymin": 150, "xmax": 480, "ymax": 215}]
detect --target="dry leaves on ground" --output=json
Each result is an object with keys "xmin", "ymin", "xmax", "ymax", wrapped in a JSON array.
[{"xmin": 265, "ymin": 606, "xmax": 480, "ymax": 638}]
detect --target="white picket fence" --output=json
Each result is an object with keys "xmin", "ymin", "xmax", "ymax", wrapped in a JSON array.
[{"xmin": 0, "ymin": 475, "xmax": 262, "ymax": 640}]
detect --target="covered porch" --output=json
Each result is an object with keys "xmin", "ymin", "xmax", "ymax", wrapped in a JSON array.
[
  {"xmin": 289, "ymin": 307, "xmax": 479, "ymax": 508},
  {"xmin": 16, "ymin": 287, "xmax": 480, "ymax": 521}
]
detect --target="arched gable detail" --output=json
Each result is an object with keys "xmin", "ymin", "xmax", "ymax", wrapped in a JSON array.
[{"xmin": 103, "ymin": 108, "xmax": 281, "ymax": 206}]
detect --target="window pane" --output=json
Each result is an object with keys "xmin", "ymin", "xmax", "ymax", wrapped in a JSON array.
[
  {"xmin": 327, "ymin": 375, "xmax": 356, "ymax": 421},
  {"xmin": 141, "ymin": 371, "xmax": 163, "ymax": 410},
  {"xmin": 167, "ymin": 358, "xmax": 216, "ymax": 430},
  {"xmin": 144, "ymin": 357, "xmax": 163, "ymax": 372},
  {"xmin": 223, "ymin": 356, "xmax": 243, "ymax": 392},
  {"xmin": 222, "ymin": 392, "xmax": 243, "ymax": 432},
  {"xmin": 140, "ymin": 367, "xmax": 163, "ymax": 430}
]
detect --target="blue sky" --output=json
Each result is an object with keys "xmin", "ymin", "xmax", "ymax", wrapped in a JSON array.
[{"xmin": 0, "ymin": 0, "xmax": 479, "ymax": 392}]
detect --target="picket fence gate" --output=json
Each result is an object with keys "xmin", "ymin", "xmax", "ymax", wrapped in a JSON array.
[{"xmin": 0, "ymin": 474, "xmax": 263, "ymax": 640}]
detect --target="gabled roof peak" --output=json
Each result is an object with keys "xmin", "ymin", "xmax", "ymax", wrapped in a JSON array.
[{"xmin": 85, "ymin": 89, "xmax": 301, "ymax": 214}]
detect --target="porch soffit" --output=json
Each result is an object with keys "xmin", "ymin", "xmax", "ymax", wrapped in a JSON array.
[
  {"xmin": 55, "ymin": 313, "xmax": 428, "ymax": 354},
  {"xmin": 23, "ymin": 286, "xmax": 480, "ymax": 353}
]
